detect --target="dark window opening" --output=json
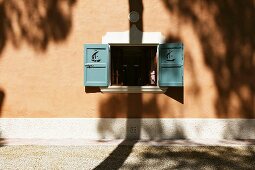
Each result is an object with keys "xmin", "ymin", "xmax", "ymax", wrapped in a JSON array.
[{"xmin": 111, "ymin": 46, "xmax": 157, "ymax": 86}]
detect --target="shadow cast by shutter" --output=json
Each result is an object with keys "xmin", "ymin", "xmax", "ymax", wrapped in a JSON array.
[
  {"xmin": 165, "ymin": 87, "xmax": 184, "ymax": 104},
  {"xmin": 85, "ymin": 87, "xmax": 101, "ymax": 93}
]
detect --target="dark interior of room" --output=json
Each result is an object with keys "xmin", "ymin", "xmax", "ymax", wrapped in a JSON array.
[{"xmin": 111, "ymin": 45, "xmax": 157, "ymax": 86}]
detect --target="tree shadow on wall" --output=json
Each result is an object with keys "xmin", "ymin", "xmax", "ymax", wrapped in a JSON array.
[
  {"xmin": 94, "ymin": 0, "xmax": 185, "ymax": 169},
  {"xmin": 162, "ymin": 0, "xmax": 255, "ymax": 117},
  {"xmin": 97, "ymin": 94, "xmax": 166, "ymax": 139},
  {"xmin": 95, "ymin": 93, "xmax": 144, "ymax": 170},
  {"xmin": 0, "ymin": 0, "xmax": 77, "ymax": 55},
  {"xmin": 95, "ymin": 93, "xmax": 168, "ymax": 170},
  {"xmin": 95, "ymin": 1, "xmax": 162, "ymax": 169}
]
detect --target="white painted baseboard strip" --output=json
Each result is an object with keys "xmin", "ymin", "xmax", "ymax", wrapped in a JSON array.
[{"xmin": 0, "ymin": 118, "xmax": 255, "ymax": 140}]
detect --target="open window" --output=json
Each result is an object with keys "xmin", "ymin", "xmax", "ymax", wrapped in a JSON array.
[
  {"xmin": 111, "ymin": 45, "xmax": 157, "ymax": 86},
  {"xmin": 84, "ymin": 43, "xmax": 184, "ymax": 93}
]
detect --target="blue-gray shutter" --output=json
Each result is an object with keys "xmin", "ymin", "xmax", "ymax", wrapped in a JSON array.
[
  {"xmin": 84, "ymin": 44, "xmax": 109, "ymax": 86},
  {"xmin": 159, "ymin": 43, "xmax": 184, "ymax": 86}
]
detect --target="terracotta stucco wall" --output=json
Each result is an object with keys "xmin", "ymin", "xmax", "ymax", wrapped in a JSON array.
[{"xmin": 0, "ymin": 0, "xmax": 254, "ymax": 118}]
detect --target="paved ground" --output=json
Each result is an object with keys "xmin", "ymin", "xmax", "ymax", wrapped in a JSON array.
[{"xmin": 0, "ymin": 139, "xmax": 255, "ymax": 170}]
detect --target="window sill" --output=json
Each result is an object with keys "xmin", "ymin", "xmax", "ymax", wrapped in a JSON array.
[{"xmin": 100, "ymin": 86, "xmax": 167, "ymax": 93}]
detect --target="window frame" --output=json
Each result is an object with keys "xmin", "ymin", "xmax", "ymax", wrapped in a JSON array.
[{"xmin": 100, "ymin": 43, "xmax": 167, "ymax": 93}]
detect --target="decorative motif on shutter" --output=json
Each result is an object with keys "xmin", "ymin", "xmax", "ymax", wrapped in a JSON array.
[
  {"xmin": 84, "ymin": 44, "xmax": 109, "ymax": 86},
  {"xmin": 159, "ymin": 43, "xmax": 184, "ymax": 86}
]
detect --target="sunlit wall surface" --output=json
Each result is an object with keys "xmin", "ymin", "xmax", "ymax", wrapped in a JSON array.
[{"xmin": 0, "ymin": 0, "xmax": 254, "ymax": 119}]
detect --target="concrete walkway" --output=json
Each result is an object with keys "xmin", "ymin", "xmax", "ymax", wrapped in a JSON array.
[{"xmin": 0, "ymin": 139, "xmax": 255, "ymax": 170}]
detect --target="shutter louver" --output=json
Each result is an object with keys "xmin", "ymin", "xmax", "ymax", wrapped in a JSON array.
[
  {"xmin": 84, "ymin": 44, "xmax": 109, "ymax": 86},
  {"xmin": 159, "ymin": 43, "xmax": 184, "ymax": 86}
]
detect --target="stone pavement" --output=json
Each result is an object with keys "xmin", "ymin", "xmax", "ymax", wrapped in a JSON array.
[{"xmin": 0, "ymin": 139, "xmax": 255, "ymax": 170}]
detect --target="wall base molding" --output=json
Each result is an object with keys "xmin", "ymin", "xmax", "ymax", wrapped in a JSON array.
[{"xmin": 0, "ymin": 118, "xmax": 254, "ymax": 140}]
